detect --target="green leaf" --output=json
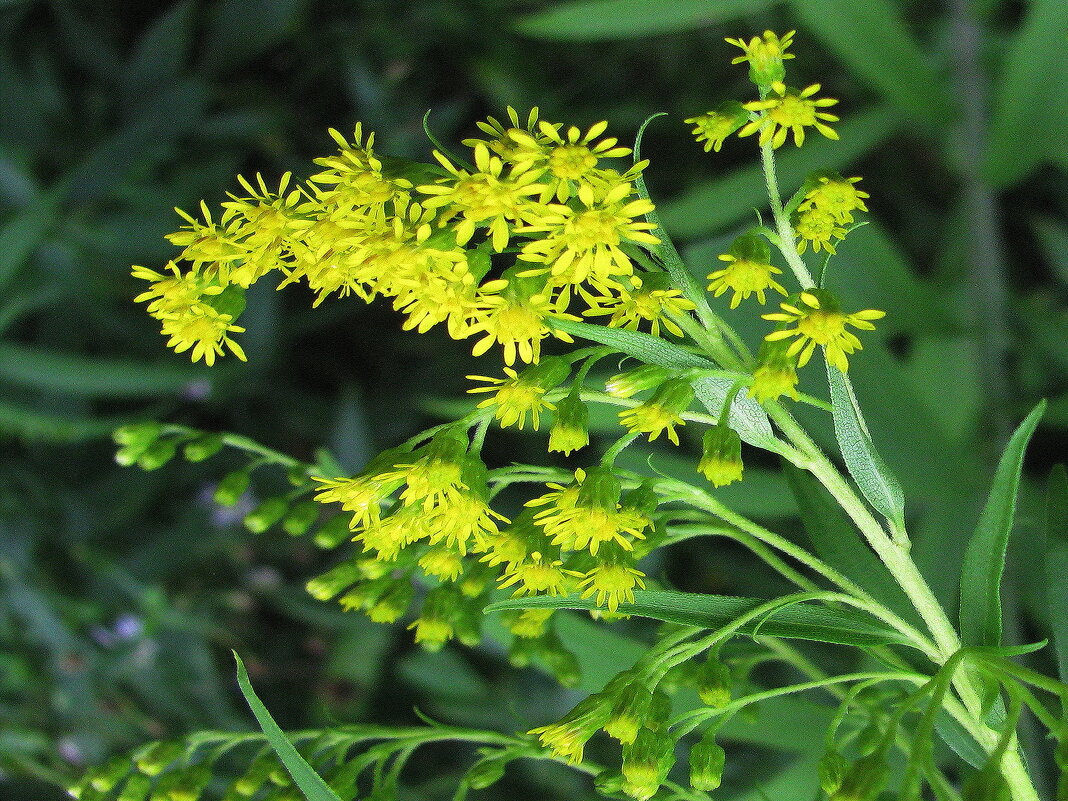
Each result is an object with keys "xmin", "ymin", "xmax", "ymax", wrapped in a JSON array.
[
  {"xmin": 959, "ymin": 400, "xmax": 1046, "ymax": 647},
  {"xmin": 1044, "ymin": 464, "xmax": 1068, "ymax": 681},
  {"xmin": 659, "ymin": 106, "xmax": 899, "ymax": 238},
  {"xmin": 827, "ymin": 365, "xmax": 905, "ymax": 529},
  {"xmin": 787, "ymin": 0, "xmax": 949, "ymax": 127},
  {"xmin": 0, "ymin": 194, "xmax": 57, "ymax": 295},
  {"xmin": 986, "ymin": 0, "xmax": 1068, "ymax": 187},
  {"xmin": 782, "ymin": 461, "xmax": 914, "ymax": 621},
  {"xmin": 123, "ymin": 0, "xmax": 195, "ymax": 97},
  {"xmin": 233, "ymin": 652, "xmax": 343, "ymax": 801},
  {"xmin": 692, "ymin": 375, "xmax": 780, "ymax": 452},
  {"xmin": 487, "ymin": 590, "xmax": 914, "ymax": 648},
  {"xmin": 0, "ymin": 343, "xmax": 215, "ymax": 398},
  {"xmin": 515, "ymin": 0, "xmax": 775, "ymax": 41}
]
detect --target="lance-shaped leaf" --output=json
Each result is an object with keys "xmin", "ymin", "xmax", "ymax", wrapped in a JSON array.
[
  {"xmin": 959, "ymin": 400, "xmax": 1046, "ymax": 647},
  {"xmin": 487, "ymin": 590, "xmax": 913, "ymax": 648},
  {"xmin": 548, "ymin": 318, "xmax": 780, "ymax": 451},
  {"xmin": 1044, "ymin": 464, "xmax": 1068, "ymax": 680},
  {"xmin": 234, "ymin": 652, "xmax": 344, "ymax": 801},
  {"xmin": 827, "ymin": 364, "xmax": 906, "ymax": 529}
]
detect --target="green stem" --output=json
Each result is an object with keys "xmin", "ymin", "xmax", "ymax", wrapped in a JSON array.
[{"xmin": 759, "ymin": 141, "xmax": 815, "ymax": 290}]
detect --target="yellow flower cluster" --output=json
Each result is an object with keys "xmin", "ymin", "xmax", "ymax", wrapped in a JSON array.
[{"xmin": 135, "ymin": 111, "xmax": 671, "ymax": 367}]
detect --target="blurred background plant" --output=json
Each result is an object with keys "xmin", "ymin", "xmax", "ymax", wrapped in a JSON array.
[{"xmin": 1, "ymin": 1, "xmax": 1067, "ymax": 799}]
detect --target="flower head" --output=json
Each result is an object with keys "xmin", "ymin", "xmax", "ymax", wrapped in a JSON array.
[
  {"xmin": 529, "ymin": 694, "xmax": 613, "ymax": 764},
  {"xmin": 685, "ymin": 101, "xmax": 749, "ymax": 153},
  {"xmin": 548, "ymin": 389, "xmax": 591, "ymax": 455},
  {"xmin": 467, "ymin": 357, "xmax": 570, "ymax": 430},
  {"xmin": 750, "ymin": 338, "xmax": 801, "ymax": 403},
  {"xmin": 577, "ymin": 549, "xmax": 646, "ymax": 613},
  {"xmin": 618, "ymin": 379, "xmax": 694, "ymax": 446},
  {"xmin": 707, "ymin": 232, "xmax": 787, "ymax": 308},
  {"xmin": 763, "ymin": 290, "xmax": 885, "ymax": 372},
  {"xmin": 159, "ymin": 303, "xmax": 246, "ymax": 366},
  {"xmin": 794, "ymin": 207, "xmax": 848, "ymax": 255},
  {"xmin": 726, "ymin": 30, "xmax": 796, "ymax": 86},
  {"xmin": 584, "ymin": 272, "xmax": 695, "ymax": 337},
  {"xmin": 698, "ymin": 424, "xmax": 744, "ymax": 487},
  {"xmin": 799, "ymin": 174, "xmax": 869, "ymax": 223},
  {"xmin": 740, "ymin": 82, "xmax": 840, "ymax": 148}
]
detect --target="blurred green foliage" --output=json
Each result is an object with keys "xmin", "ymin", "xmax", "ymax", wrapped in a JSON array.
[{"xmin": 2, "ymin": 1, "xmax": 1067, "ymax": 799}]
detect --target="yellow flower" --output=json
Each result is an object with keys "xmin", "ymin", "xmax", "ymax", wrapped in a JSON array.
[
  {"xmin": 466, "ymin": 357, "xmax": 570, "ymax": 431},
  {"xmin": 618, "ymin": 379, "xmax": 694, "ymax": 446},
  {"xmin": 584, "ymin": 273, "xmax": 695, "ymax": 337},
  {"xmin": 548, "ymin": 389, "xmax": 591, "ymax": 455},
  {"xmin": 529, "ymin": 695, "xmax": 613, "ymax": 764},
  {"xmin": 750, "ymin": 339, "xmax": 801, "ymax": 404},
  {"xmin": 684, "ymin": 102, "xmax": 749, "ymax": 153},
  {"xmin": 159, "ymin": 303, "xmax": 246, "ymax": 366},
  {"xmin": 799, "ymin": 174, "xmax": 869, "ymax": 223},
  {"xmin": 312, "ymin": 473, "xmax": 403, "ymax": 532},
  {"xmin": 418, "ymin": 545, "xmax": 466, "ymax": 582},
  {"xmin": 726, "ymin": 30, "xmax": 795, "ymax": 86},
  {"xmin": 516, "ymin": 182, "xmax": 660, "ymax": 308},
  {"xmin": 763, "ymin": 290, "xmax": 885, "ymax": 372},
  {"xmin": 577, "ymin": 555, "xmax": 646, "ymax": 613},
  {"xmin": 698, "ymin": 424, "xmax": 744, "ymax": 487},
  {"xmin": 165, "ymin": 201, "xmax": 248, "ymax": 274},
  {"xmin": 132, "ymin": 263, "xmax": 222, "ymax": 317},
  {"xmin": 707, "ymin": 234, "xmax": 787, "ymax": 308},
  {"xmin": 794, "ymin": 207, "xmax": 848, "ymax": 255},
  {"xmin": 418, "ymin": 143, "xmax": 546, "ymax": 252},
  {"xmin": 497, "ymin": 550, "xmax": 576, "ymax": 597},
  {"xmin": 462, "ymin": 106, "xmax": 547, "ymax": 163},
  {"xmin": 468, "ymin": 275, "xmax": 575, "ymax": 365},
  {"xmin": 310, "ymin": 123, "xmax": 413, "ymax": 213},
  {"xmin": 740, "ymin": 82, "xmax": 840, "ymax": 148}
]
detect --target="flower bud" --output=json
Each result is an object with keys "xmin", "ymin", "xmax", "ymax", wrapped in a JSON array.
[
  {"xmin": 214, "ymin": 470, "xmax": 250, "ymax": 506},
  {"xmin": 699, "ymin": 423, "xmax": 743, "ymax": 487},
  {"xmin": 830, "ymin": 755, "xmax": 889, "ymax": 801},
  {"xmin": 232, "ymin": 753, "xmax": 276, "ymax": 796},
  {"xmin": 644, "ymin": 689, "xmax": 672, "ymax": 732},
  {"xmin": 305, "ymin": 561, "xmax": 362, "ymax": 601},
  {"xmin": 281, "ymin": 500, "xmax": 319, "ymax": 536},
  {"xmin": 134, "ymin": 741, "xmax": 183, "ymax": 776},
  {"xmin": 605, "ymin": 365, "xmax": 669, "ymax": 398},
  {"xmin": 697, "ymin": 654, "xmax": 732, "ymax": 708},
  {"xmin": 366, "ymin": 580, "xmax": 413, "ymax": 624},
  {"xmin": 622, "ymin": 728, "xmax": 675, "ymax": 801},
  {"xmin": 182, "ymin": 433, "xmax": 224, "ymax": 462},
  {"xmin": 113, "ymin": 422, "xmax": 162, "ymax": 449},
  {"xmin": 689, "ymin": 735, "xmax": 726, "ymax": 792},
  {"xmin": 88, "ymin": 757, "xmax": 131, "ymax": 792},
  {"xmin": 540, "ymin": 639, "xmax": 582, "ymax": 688},
  {"xmin": 136, "ymin": 438, "xmax": 178, "ymax": 471},
  {"xmin": 465, "ymin": 755, "xmax": 509, "ymax": 790},
  {"xmin": 604, "ymin": 681, "xmax": 653, "ymax": 744},
  {"xmin": 313, "ymin": 515, "xmax": 351, "ymax": 549},
  {"xmin": 548, "ymin": 389, "xmax": 590, "ymax": 455},
  {"xmin": 594, "ymin": 770, "xmax": 627, "ymax": 796},
  {"xmin": 819, "ymin": 750, "xmax": 849, "ymax": 796},
  {"xmin": 164, "ymin": 766, "xmax": 212, "ymax": 801},
  {"xmin": 244, "ymin": 498, "xmax": 289, "ymax": 534},
  {"xmin": 407, "ymin": 587, "xmax": 458, "ymax": 651},
  {"xmin": 116, "ymin": 773, "xmax": 151, "ymax": 801}
]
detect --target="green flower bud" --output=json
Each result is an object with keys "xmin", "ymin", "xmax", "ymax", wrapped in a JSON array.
[
  {"xmin": 548, "ymin": 389, "xmax": 590, "ymax": 455},
  {"xmin": 214, "ymin": 470, "xmax": 250, "ymax": 506},
  {"xmin": 136, "ymin": 438, "xmax": 178, "ymax": 471},
  {"xmin": 819, "ymin": 750, "xmax": 849, "ymax": 796},
  {"xmin": 243, "ymin": 497, "xmax": 288, "ymax": 534},
  {"xmin": 366, "ymin": 580, "xmax": 413, "ymax": 624},
  {"xmin": 465, "ymin": 755, "xmax": 509, "ymax": 790},
  {"xmin": 830, "ymin": 755, "xmax": 889, "ymax": 801},
  {"xmin": 134, "ymin": 741, "xmax": 183, "ymax": 776},
  {"xmin": 622, "ymin": 728, "xmax": 676, "ymax": 801},
  {"xmin": 508, "ymin": 633, "xmax": 539, "ymax": 668},
  {"xmin": 408, "ymin": 586, "xmax": 458, "ymax": 651},
  {"xmin": 750, "ymin": 338, "xmax": 800, "ymax": 404},
  {"xmin": 117, "ymin": 773, "xmax": 152, "ymax": 801},
  {"xmin": 305, "ymin": 561, "xmax": 362, "ymax": 601},
  {"xmin": 182, "ymin": 433, "xmax": 224, "ymax": 462},
  {"xmin": 113, "ymin": 422, "xmax": 162, "ymax": 448},
  {"xmin": 698, "ymin": 424, "xmax": 743, "ymax": 487},
  {"xmin": 605, "ymin": 364, "xmax": 670, "ymax": 399},
  {"xmin": 164, "ymin": 766, "xmax": 211, "ymax": 801},
  {"xmin": 576, "ymin": 465, "xmax": 623, "ymax": 510},
  {"xmin": 697, "ymin": 655, "xmax": 732, "ymax": 708},
  {"xmin": 281, "ymin": 499, "xmax": 319, "ymax": 536},
  {"xmin": 232, "ymin": 753, "xmax": 276, "ymax": 796},
  {"xmin": 594, "ymin": 770, "xmax": 627, "ymax": 796},
  {"xmin": 689, "ymin": 735, "xmax": 726, "ymax": 792},
  {"xmin": 621, "ymin": 480, "xmax": 660, "ymax": 517},
  {"xmin": 88, "ymin": 757, "xmax": 132, "ymax": 792},
  {"xmin": 644, "ymin": 690, "xmax": 672, "ymax": 732},
  {"xmin": 604, "ymin": 682, "xmax": 653, "ymax": 744},
  {"xmin": 540, "ymin": 639, "xmax": 582, "ymax": 688},
  {"xmin": 313, "ymin": 515, "xmax": 351, "ymax": 549}
]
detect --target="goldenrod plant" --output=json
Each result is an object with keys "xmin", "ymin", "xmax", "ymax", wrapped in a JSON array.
[{"xmin": 77, "ymin": 29, "xmax": 1067, "ymax": 801}]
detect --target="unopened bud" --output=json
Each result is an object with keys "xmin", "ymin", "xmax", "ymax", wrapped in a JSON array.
[
  {"xmin": 244, "ymin": 498, "xmax": 288, "ymax": 534},
  {"xmin": 214, "ymin": 470, "xmax": 250, "ymax": 506},
  {"xmin": 282, "ymin": 500, "xmax": 319, "ymax": 536},
  {"xmin": 134, "ymin": 741, "xmax": 183, "ymax": 776},
  {"xmin": 136, "ymin": 438, "xmax": 178, "ymax": 471},
  {"xmin": 819, "ymin": 750, "xmax": 849, "ymax": 796},
  {"xmin": 605, "ymin": 365, "xmax": 669, "ymax": 399},
  {"xmin": 622, "ymin": 728, "xmax": 675, "ymax": 801},
  {"xmin": 313, "ymin": 515, "xmax": 351, "ymax": 549},
  {"xmin": 697, "ymin": 655, "xmax": 732, "ymax": 708},
  {"xmin": 305, "ymin": 561, "xmax": 362, "ymax": 601},
  {"xmin": 465, "ymin": 755, "xmax": 508, "ymax": 790},
  {"xmin": 699, "ymin": 424, "xmax": 743, "ymax": 487},
  {"xmin": 604, "ymin": 682, "xmax": 653, "ymax": 744},
  {"xmin": 182, "ymin": 433, "xmax": 224, "ymax": 462},
  {"xmin": 689, "ymin": 735, "xmax": 726, "ymax": 792}
]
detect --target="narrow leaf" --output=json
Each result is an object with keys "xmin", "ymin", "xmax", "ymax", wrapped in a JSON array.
[
  {"xmin": 959, "ymin": 400, "xmax": 1046, "ymax": 647},
  {"xmin": 516, "ymin": 0, "xmax": 774, "ymax": 41},
  {"xmin": 827, "ymin": 365, "xmax": 905, "ymax": 528},
  {"xmin": 1044, "ymin": 464, "xmax": 1068, "ymax": 681},
  {"xmin": 487, "ymin": 590, "xmax": 913, "ymax": 648},
  {"xmin": 233, "ymin": 652, "xmax": 343, "ymax": 801},
  {"xmin": 787, "ymin": 0, "xmax": 949, "ymax": 127}
]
